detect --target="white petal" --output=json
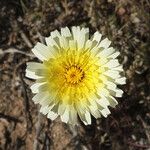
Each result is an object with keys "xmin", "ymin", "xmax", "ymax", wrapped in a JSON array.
[
  {"xmin": 96, "ymin": 96, "xmax": 110, "ymax": 108},
  {"xmin": 110, "ymin": 88, "xmax": 124, "ymax": 97},
  {"xmin": 108, "ymin": 51, "xmax": 120, "ymax": 59},
  {"xmin": 69, "ymin": 40, "xmax": 77, "ymax": 50},
  {"xmin": 61, "ymin": 27, "xmax": 71, "ymax": 37},
  {"xmin": 77, "ymin": 107, "xmax": 91, "ymax": 125},
  {"xmin": 69, "ymin": 107, "xmax": 78, "ymax": 125},
  {"xmin": 89, "ymin": 104, "xmax": 101, "ymax": 119},
  {"xmin": 32, "ymin": 92, "xmax": 48, "ymax": 104},
  {"xmin": 99, "ymin": 74, "xmax": 107, "ymax": 83},
  {"xmin": 107, "ymin": 96, "xmax": 118, "ymax": 108},
  {"xmin": 99, "ymin": 38, "xmax": 111, "ymax": 49},
  {"xmin": 39, "ymin": 94, "xmax": 52, "ymax": 107},
  {"xmin": 77, "ymin": 36, "xmax": 85, "ymax": 50},
  {"xmin": 99, "ymin": 57, "xmax": 108, "ymax": 66},
  {"xmin": 78, "ymin": 28, "xmax": 89, "ymax": 48},
  {"xmin": 85, "ymin": 40, "xmax": 93, "ymax": 50},
  {"xmin": 25, "ymin": 70, "xmax": 41, "ymax": 79},
  {"xmin": 50, "ymin": 30, "xmax": 62, "ymax": 48},
  {"xmin": 58, "ymin": 103, "xmax": 66, "ymax": 115},
  {"xmin": 34, "ymin": 69, "xmax": 49, "ymax": 77},
  {"xmin": 100, "ymin": 107, "xmax": 111, "ymax": 117},
  {"xmin": 26, "ymin": 62, "xmax": 44, "ymax": 71},
  {"xmin": 92, "ymin": 31, "xmax": 102, "ymax": 45},
  {"xmin": 115, "ymin": 89, "xmax": 123, "ymax": 97},
  {"xmin": 85, "ymin": 111, "xmax": 91, "ymax": 125},
  {"xmin": 51, "ymin": 30, "xmax": 61, "ymax": 38},
  {"xmin": 72, "ymin": 26, "xmax": 80, "ymax": 41},
  {"xmin": 115, "ymin": 77, "xmax": 126, "ymax": 85},
  {"xmin": 36, "ymin": 78, "xmax": 46, "ymax": 83},
  {"xmin": 61, "ymin": 107, "xmax": 69, "ymax": 123},
  {"xmin": 40, "ymin": 105, "xmax": 54, "ymax": 115},
  {"xmin": 30, "ymin": 83, "xmax": 47, "ymax": 93},
  {"xmin": 45, "ymin": 36, "xmax": 59, "ymax": 48},
  {"xmin": 105, "ymin": 81, "xmax": 117, "ymax": 91},
  {"xmin": 79, "ymin": 112, "xmax": 90, "ymax": 125},
  {"xmin": 40, "ymin": 105, "xmax": 49, "ymax": 115},
  {"xmin": 98, "ymin": 47, "xmax": 115, "ymax": 58},
  {"xmin": 104, "ymin": 70, "xmax": 121, "ymax": 79},
  {"xmin": 50, "ymin": 104, "xmax": 59, "ymax": 113},
  {"xmin": 26, "ymin": 62, "xmax": 48, "ymax": 77},
  {"xmin": 112, "ymin": 65, "xmax": 124, "ymax": 71},
  {"xmin": 103, "ymin": 59, "xmax": 120, "ymax": 68},
  {"xmin": 97, "ymin": 87, "xmax": 109, "ymax": 97},
  {"xmin": 82, "ymin": 27, "xmax": 89, "ymax": 41},
  {"xmin": 77, "ymin": 36, "xmax": 85, "ymax": 49},
  {"xmin": 59, "ymin": 36, "xmax": 69, "ymax": 50},
  {"xmin": 47, "ymin": 111, "xmax": 58, "ymax": 120},
  {"xmin": 32, "ymin": 42, "xmax": 53, "ymax": 61},
  {"xmin": 72, "ymin": 26, "xmax": 89, "ymax": 50}
]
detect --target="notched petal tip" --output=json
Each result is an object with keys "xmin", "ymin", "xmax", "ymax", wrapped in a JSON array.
[{"xmin": 32, "ymin": 42, "xmax": 54, "ymax": 61}]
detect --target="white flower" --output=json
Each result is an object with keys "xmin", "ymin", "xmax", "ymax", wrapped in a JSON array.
[{"xmin": 26, "ymin": 26, "xmax": 126, "ymax": 125}]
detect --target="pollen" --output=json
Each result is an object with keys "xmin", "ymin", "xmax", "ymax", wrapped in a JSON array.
[{"xmin": 65, "ymin": 65, "xmax": 85, "ymax": 84}]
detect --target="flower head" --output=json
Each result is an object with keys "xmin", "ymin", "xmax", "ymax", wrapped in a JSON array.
[{"xmin": 26, "ymin": 26, "xmax": 126, "ymax": 125}]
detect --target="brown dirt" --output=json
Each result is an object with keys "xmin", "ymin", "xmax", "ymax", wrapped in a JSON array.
[{"xmin": 0, "ymin": 0, "xmax": 150, "ymax": 150}]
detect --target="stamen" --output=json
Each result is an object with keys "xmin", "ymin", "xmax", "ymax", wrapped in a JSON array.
[{"xmin": 65, "ymin": 65, "xmax": 85, "ymax": 84}]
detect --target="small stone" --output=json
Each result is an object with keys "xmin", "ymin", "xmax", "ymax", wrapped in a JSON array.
[
  {"xmin": 107, "ymin": 0, "xmax": 113, "ymax": 3},
  {"xmin": 130, "ymin": 13, "xmax": 140, "ymax": 24},
  {"xmin": 117, "ymin": 7, "xmax": 126, "ymax": 16}
]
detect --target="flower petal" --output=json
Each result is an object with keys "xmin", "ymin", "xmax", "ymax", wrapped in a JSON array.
[
  {"xmin": 69, "ymin": 106, "xmax": 78, "ymax": 125},
  {"xmin": 61, "ymin": 27, "xmax": 72, "ymax": 38},
  {"xmin": 26, "ymin": 70, "xmax": 41, "ymax": 79},
  {"xmin": 30, "ymin": 83, "xmax": 47, "ymax": 93},
  {"xmin": 115, "ymin": 77, "xmax": 126, "ymax": 85},
  {"xmin": 99, "ymin": 38, "xmax": 111, "ymax": 49},
  {"xmin": 45, "ymin": 36, "xmax": 59, "ymax": 48},
  {"xmin": 100, "ymin": 107, "xmax": 111, "ymax": 117},
  {"xmin": 107, "ymin": 96, "xmax": 118, "ymax": 108},
  {"xmin": 40, "ymin": 105, "xmax": 50, "ymax": 115},
  {"xmin": 78, "ymin": 109, "xmax": 91, "ymax": 125},
  {"xmin": 32, "ymin": 42, "xmax": 53, "ymax": 61},
  {"xmin": 103, "ymin": 59, "xmax": 120, "ymax": 68},
  {"xmin": 98, "ymin": 47, "xmax": 115, "ymax": 58},
  {"xmin": 47, "ymin": 110, "xmax": 58, "ymax": 120},
  {"xmin": 60, "ymin": 106, "xmax": 70, "ymax": 123},
  {"xmin": 91, "ymin": 31, "xmax": 102, "ymax": 45},
  {"xmin": 108, "ymin": 51, "xmax": 120, "ymax": 59}
]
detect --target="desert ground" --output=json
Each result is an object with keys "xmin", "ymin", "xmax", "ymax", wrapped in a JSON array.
[{"xmin": 0, "ymin": 0, "xmax": 150, "ymax": 150}]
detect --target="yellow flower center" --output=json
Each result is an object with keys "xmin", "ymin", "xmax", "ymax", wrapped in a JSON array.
[{"xmin": 65, "ymin": 65, "xmax": 84, "ymax": 84}]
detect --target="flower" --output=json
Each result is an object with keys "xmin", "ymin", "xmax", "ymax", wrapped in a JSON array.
[{"xmin": 26, "ymin": 26, "xmax": 126, "ymax": 125}]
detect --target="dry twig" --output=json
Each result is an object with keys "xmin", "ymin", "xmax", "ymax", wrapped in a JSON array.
[
  {"xmin": 138, "ymin": 116, "xmax": 150, "ymax": 144},
  {"xmin": 20, "ymin": 72, "xmax": 33, "ymax": 131},
  {"xmin": 0, "ymin": 48, "xmax": 35, "ymax": 58},
  {"xmin": 20, "ymin": 30, "xmax": 33, "ymax": 48},
  {"xmin": 0, "ymin": 113, "xmax": 22, "ymax": 123},
  {"xmin": 127, "ymin": 141, "xmax": 150, "ymax": 149}
]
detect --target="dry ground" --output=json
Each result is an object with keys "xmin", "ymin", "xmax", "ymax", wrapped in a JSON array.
[{"xmin": 0, "ymin": 0, "xmax": 150, "ymax": 150}]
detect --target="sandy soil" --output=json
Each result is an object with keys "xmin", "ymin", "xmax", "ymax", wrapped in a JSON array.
[{"xmin": 0, "ymin": 0, "xmax": 150, "ymax": 150}]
